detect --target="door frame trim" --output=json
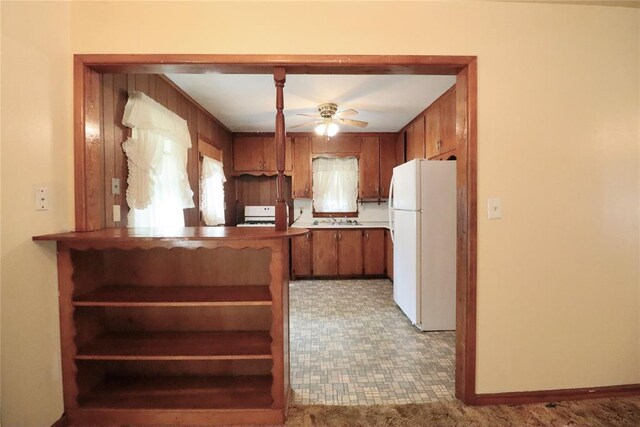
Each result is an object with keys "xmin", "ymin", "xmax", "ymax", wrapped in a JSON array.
[{"xmin": 73, "ymin": 53, "xmax": 479, "ymax": 402}]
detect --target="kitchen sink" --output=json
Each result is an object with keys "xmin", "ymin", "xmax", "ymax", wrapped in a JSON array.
[{"xmin": 313, "ymin": 219, "xmax": 361, "ymax": 226}]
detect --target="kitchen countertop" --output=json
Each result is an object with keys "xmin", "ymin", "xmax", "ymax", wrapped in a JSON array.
[{"xmin": 291, "ymin": 220, "xmax": 390, "ymax": 229}]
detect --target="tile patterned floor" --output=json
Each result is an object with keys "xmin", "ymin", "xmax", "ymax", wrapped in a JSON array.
[{"xmin": 289, "ymin": 279, "xmax": 455, "ymax": 405}]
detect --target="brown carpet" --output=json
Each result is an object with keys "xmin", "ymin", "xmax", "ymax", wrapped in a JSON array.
[{"xmin": 286, "ymin": 397, "xmax": 640, "ymax": 426}]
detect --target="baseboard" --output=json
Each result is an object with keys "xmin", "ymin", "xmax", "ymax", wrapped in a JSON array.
[
  {"xmin": 471, "ymin": 383, "xmax": 640, "ymax": 406},
  {"xmin": 51, "ymin": 413, "xmax": 68, "ymax": 427}
]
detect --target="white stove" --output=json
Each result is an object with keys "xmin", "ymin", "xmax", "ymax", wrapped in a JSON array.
[{"xmin": 237, "ymin": 206, "xmax": 277, "ymax": 227}]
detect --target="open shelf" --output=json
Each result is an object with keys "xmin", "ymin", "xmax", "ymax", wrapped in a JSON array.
[
  {"xmin": 73, "ymin": 285, "xmax": 272, "ymax": 307},
  {"xmin": 78, "ymin": 375, "xmax": 273, "ymax": 409},
  {"xmin": 76, "ymin": 331, "xmax": 272, "ymax": 361}
]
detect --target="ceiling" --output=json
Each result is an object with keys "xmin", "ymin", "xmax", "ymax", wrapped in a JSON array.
[{"xmin": 165, "ymin": 74, "xmax": 457, "ymax": 133}]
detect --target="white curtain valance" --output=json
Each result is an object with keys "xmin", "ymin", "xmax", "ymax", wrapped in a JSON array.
[
  {"xmin": 122, "ymin": 91, "xmax": 194, "ymax": 227},
  {"xmin": 123, "ymin": 91, "xmax": 192, "ymax": 148}
]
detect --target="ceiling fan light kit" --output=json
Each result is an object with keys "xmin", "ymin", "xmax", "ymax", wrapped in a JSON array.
[
  {"xmin": 292, "ymin": 102, "xmax": 369, "ymax": 135},
  {"xmin": 315, "ymin": 120, "xmax": 340, "ymax": 137}
]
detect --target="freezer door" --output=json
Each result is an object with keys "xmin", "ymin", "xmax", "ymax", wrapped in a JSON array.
[
  {"xmin": 393, "ymin": 209, "xmax": 420, "ymax": 325},
  {"xmin": 392, "ymin": 159, "xmax": 421, "ymax": 211}
]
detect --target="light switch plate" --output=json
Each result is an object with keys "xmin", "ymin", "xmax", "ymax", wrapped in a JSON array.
[
  {"xmin": 111, "ymin": 178, "xmax": 121, "ymax": 195},
  {"xmin": 113, "ymin": 205, "xmax": 121, "ymax": 222},
  {"xmin": 488, "ymin": 198, "xmax": 502, "ymax": 219}
]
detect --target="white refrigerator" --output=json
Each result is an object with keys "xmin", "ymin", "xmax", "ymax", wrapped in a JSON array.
[{"xmin": 388, "ymin": 159, "xmax": 456, "ymax": 331}]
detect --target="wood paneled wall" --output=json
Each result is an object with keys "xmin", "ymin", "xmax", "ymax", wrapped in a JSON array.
[
  {"xmin": 235, "ymin": 176, "xmax": 293, "ymax": 224},
  {"xmin": 101, "ymin": 74, "xmax": 235, "ymax": 227}
]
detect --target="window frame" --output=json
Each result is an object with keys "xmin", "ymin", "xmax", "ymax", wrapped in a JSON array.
[{"xmin": 311, "ymin": 154, "xmax": 360, "ymax": 218}]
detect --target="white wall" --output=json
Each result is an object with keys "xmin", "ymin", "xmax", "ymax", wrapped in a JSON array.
[
  {"xmin": 0, "ymin": 1, "xmax": 638, "ymax": 425},
  {"xmin": 1, "ymin": 2, "xmax": 73, "ymax": 425}
]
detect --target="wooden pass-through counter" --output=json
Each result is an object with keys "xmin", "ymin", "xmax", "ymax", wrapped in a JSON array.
[{"xmin": 34, "ymin": 226, "xmax": 307, "ymax": 426}]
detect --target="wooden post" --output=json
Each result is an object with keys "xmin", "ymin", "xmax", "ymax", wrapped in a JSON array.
[{"xmin": 274, "ymin": 67, "xmax": 287, "ymax": 231}]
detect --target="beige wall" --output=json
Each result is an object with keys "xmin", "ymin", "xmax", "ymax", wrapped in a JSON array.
[
  {"xmin": 1, "ymin": 1, "xmax": 638, "ymax": 424},
  {"xmin": 1, "ymin": 1, "xmax": 73, "ymax": 426}
]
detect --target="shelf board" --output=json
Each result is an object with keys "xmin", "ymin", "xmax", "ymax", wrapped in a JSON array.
[
  {"xmin": 73, "ymin": 285, "xmax": 272, "ymax": 307},
  {"xmin": 78, "ymin": 375, "xmax": 273, "ymax": 410},
  {"xmin": 76, "ymin": 331, "xmax": 272, "ymax": 361}
]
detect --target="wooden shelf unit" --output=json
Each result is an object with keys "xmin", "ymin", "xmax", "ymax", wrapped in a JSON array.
[{"xmin": 34, "ymin": 227, "xmax": 307, "ymax": 426}]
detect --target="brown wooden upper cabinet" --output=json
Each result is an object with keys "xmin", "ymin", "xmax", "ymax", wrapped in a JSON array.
[
  {"xmin": 359, "ymin": 135, "xmax": 397, "ymax": 199},
  {"xmin": 426, "ymin": 87, "xmax": 456, "ymax": 159},
  {"xmin": 404, "ymin": 116, "xmax": 426, "ymax": 162},
  {"xmin": 379, "ymin": 136, "xmax": 397, "ymax": 198},
  {"xmin": 292, "ymin": 136, "xmax": 311, "ymax": 198},
  {"xmin": 312, "ymin": 135, "xmax": 361, "ymax": 154},
  {"xmin": 233, "ymin": 135, "xmax": 292, "ymax": 174},
  {"xmin": 359, "ymin": 137, "xmax": 380, "ymax": 199}
]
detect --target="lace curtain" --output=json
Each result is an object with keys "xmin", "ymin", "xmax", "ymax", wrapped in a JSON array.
[
  {"xmin": 312, "ymin": 157, "xmax": 359, "ymax": 212},
  {"xmin": 122, "ymin": 92, "xmax": 194, "ymax": 227},
  {"xmin": 200, "ymin": 156, "xmax": 226, "ymax": 226}
]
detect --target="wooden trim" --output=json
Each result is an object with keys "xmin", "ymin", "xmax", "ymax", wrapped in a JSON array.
[
  {"xmin": 76, "ymin": 54, "xmax": 475, "ymax": 75},
  {"xmin": 234, "ymin": 131, "xmax": 398, "ymax": 138},
  {"xmin": 73, "ymin": 57, "xmax": 88, "ymax": 231},
  {"xmin": 73, "ymin": 53, "xmax": 479, "ymax": 405},
  {"xmin": 454, "ymin": 60, "xmax": 478, "ymax": 404},
  {"xmin": 160, "ymin": 75, "xmax": 232, "ymax": 134},
  {"xmin": 198, "ymin": 134, "xmax": 223, "ymax": 162},
  {"xmin": 472, "ymin": 383, "xmax": 640, "ymax": 406}
]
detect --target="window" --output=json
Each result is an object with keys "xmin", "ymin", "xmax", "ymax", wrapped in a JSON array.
[
  {"xmin": 122, "ymin": 92, "xmax": 194, "ymax": 227},
  {"xmin": 312, "ymin": 156, "xmax": 359, "ymax": 214},
  {"xmin": 200, "ymin": 156, "xmax": 226, "ymax": 226}
]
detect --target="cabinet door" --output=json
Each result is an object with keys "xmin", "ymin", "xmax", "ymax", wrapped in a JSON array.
[
  {"xmin": 234, "ymin": 136, "xmax": 264, "ymax": 172},
  {"xmin": 292, "ymin": 231, "xmax": 312, "ymax": 277},
  {"xmin": 425, "ymin": 104, "xmax": 440, "ymax": 159},
  {"xmin": 385, "ymin": 229, "xmax": 394, "ymax": 280},
  {"xmin": 396, "ymin": 131, "xmax": 405, "ymax": 165},
  {"xmin": 405, "ymin": 124, "xmax": 415, "ymax": 162},
  {"xmin": 379, "ymin": 135, "xmax": 397, "ymax": 198},
  {"xmin": 413, "ymin": 115, "xmax": 426, "ymax": 159},
  {"xmin": 311, "ymin": 135, "xmax": 327, "ymax": 153},
  {"xmin": 285, "ymin": 137, "xmax": 293, "ymax": 173},
  {"xmin": 363, "ymin": 229, "xmax": 385, "ymax": 275},
  {"xmin": 359, "ymin": 137, "xmax": 380, "ymax": 199},
  {"xmin": 262, "ymin": 137, "xmax": 276, "ymax": 172},
  {"xmin": 312, "ymin": 230, "xmax": 338, "ymax": 276},
  {"xmin": 292, "ymin": 137, "xmax": 311, "ymax": 198},
  {"xmin": 439, "ymin": 88, "xmax": 457, "ymax": 155},
  {"xmin": 338, "ymin": 230, "xmax": 363, "ymax": 275},
  {"xmin": 328, "ymin": 135, "xmax": 361, "ymax": 154}
]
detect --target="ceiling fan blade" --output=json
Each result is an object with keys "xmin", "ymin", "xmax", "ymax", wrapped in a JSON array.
[
  {"xmin": 337, "ymin": 109, "xmax": 358, "ymax": 118},
  {"xmin": 338, "ymin": 118, "xmax": 368, "ymax": 128},
  {"xmin": 297, "ymin": 113, "xmax": 321, "ymax": 118},
  {"xmin": 289, "ymin": 119, "xmax": 321, "ymax": 129}
]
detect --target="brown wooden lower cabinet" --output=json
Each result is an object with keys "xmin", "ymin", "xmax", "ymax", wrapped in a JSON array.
[
  {"xmin": 311, "ymin": 230, "xmax": 339, "ymax": 276},
  {"xmin": 34, "ymin": 227, "xmax": 306, "ymax": 426},
  {"xmin": 337, "ymin": 230, "xmax": 364, "ymax": 276},
  {"xmin": 293, "ymin": 228, "xmax": 388, "ymax": 278},
  {"xmin": 291, "ymin": 231, "xmax": 311, "ymax": 277},
  {"xmin": 363, "ymin": 229, "xmax": 385, "ymax": 275}
]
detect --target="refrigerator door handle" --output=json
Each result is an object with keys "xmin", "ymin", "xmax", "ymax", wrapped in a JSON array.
[{"xmin": 388, "ymin": 174, "xmax": 395, "ymax": 244}]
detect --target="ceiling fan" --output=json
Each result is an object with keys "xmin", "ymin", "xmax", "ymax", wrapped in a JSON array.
[{"xmin": 290, "ymin": 103, "xmax": 368, "ymax": 136}]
